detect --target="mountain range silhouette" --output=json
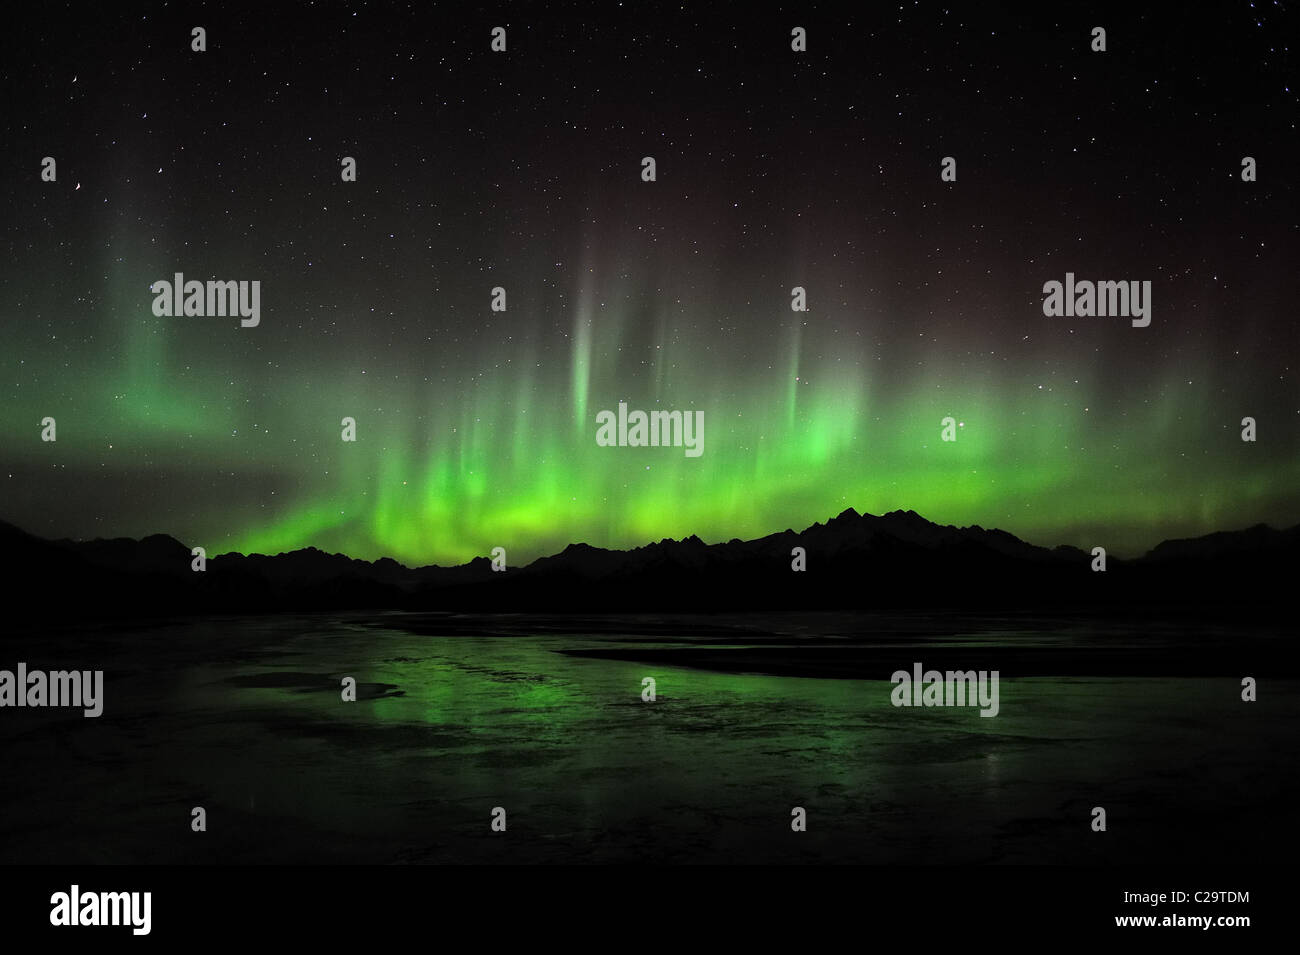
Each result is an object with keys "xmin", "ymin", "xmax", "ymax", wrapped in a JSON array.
[{"xmin": 2, "ymin": 508, "xmax": 1296, "ymax": 620}]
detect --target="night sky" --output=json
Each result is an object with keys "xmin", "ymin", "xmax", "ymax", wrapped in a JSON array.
[{"xmin": 2, "ymin": 2, "xmax": 1297, "ymax": 565}]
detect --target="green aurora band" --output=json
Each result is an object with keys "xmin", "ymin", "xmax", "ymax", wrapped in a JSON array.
[{"xmin": 4, "ymin": 246, "xmax": 1298, "ymax": 567}]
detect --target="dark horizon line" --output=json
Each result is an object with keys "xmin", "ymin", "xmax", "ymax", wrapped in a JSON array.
[{"xmin": 3, "ymin": 507, "xmax": 1296, "ymax": 574}]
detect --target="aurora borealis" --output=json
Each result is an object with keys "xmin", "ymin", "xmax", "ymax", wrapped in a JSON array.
[{"xmin": 2, "ymin": 3, "xmax": 1297, "ymax": 566}]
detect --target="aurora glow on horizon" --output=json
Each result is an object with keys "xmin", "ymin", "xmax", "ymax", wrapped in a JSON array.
[{"xmin": 2, "ymin": 5, "xmax": 1297, "ymax": 566}]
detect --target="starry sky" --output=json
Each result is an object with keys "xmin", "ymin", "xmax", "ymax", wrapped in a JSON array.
[{"xmin": 2, "ymin": 2, "xmax": 1297, "ymax": 565}]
